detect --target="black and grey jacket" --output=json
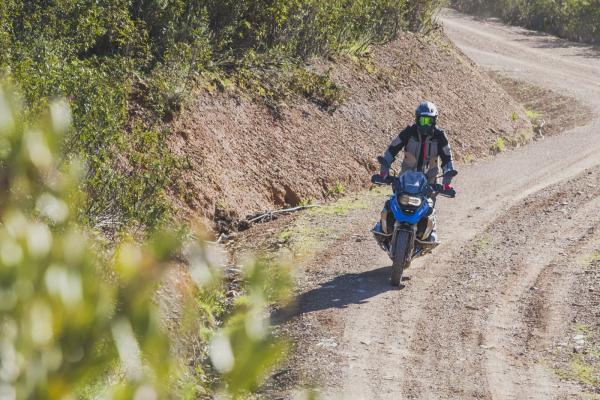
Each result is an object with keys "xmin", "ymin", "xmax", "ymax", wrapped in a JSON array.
[{"xmin": 382, "ymin": 125, "xmax": 455, "ymax": 184}]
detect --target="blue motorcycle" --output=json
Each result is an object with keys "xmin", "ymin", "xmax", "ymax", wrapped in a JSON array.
[{"xmin": 371, "ymin": 162, "xmax": 457, "ymax": 286}]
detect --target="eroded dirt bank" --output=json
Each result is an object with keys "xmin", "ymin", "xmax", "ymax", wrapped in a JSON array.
[{"xmin": 169, "ymin": 31, "xmax": 531, "ymax": 226}]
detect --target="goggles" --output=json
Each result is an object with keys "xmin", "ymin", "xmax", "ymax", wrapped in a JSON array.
[{"xmin": 418, "ymin": 116, "xmax": 434, "ymax": 127}]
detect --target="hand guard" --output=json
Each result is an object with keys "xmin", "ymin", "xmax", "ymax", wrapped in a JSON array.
[{"xmin": 442, "ymin": 162, "xmax": 458, "ymax": 185}]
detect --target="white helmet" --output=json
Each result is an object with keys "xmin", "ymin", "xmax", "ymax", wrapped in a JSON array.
[{"xmin": 415, "ymin": 101, "xmax": 438, "ymax": 135}]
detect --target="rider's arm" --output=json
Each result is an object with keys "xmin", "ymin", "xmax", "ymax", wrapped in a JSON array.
[
  {"xmin": 437, "ymin": 130, "xmax": 455, "ymax": 185},
  {"xmin": 381, "ymin": 126, "xmax": 412, "ymax": 174}
]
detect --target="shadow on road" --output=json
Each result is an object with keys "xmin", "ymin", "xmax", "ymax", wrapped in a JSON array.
[
  {"xmin": 513, "ymin": 31, "xmax": 600, "ymax": 59},
  {"xmin": 272, "ymin": 265, "xmax": 407, "ymax": 324},
  {"xmin": 443, "ymin": 9, "xmax": 600, "ymax": 59}
]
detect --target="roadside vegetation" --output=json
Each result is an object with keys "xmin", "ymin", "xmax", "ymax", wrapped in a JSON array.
[
  {"xmin": 0, "ymin": 89, "xmax": 294, "ymax": 399},
  {"xmin": 0, "ymin": 0, "xmax": 443, "ymax": 232},
  {"xmin": 450, "ymin": 0, "xmax": 600, "ymax": 44},
  {"xmin": 0, "ymin": 0, "xmax": 445, "ymax": 397}
]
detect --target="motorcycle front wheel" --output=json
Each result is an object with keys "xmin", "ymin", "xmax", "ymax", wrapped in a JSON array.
[{"xmin": 391, "ymin": 230, "xmax": 413, "ymax": 286}]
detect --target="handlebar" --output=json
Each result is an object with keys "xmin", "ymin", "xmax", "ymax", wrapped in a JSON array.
[
  {"xmin": 430, "ymin": 183, "xmax": 457, "ymax": 198},
  {"xmin": 437, "ymin": 169, "xmax": 458, "ymax": 179},
  {"xmin": 371, "ymin": 174, "xmax": 396, "ymax": 185},
  {"xmin": 371, "ymin": 174, "xmax": 456, "ymax": 198}
]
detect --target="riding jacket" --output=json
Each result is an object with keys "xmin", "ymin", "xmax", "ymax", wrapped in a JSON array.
[{"xmin": 382, "ymin": 124, "xmax": 455, "ymax": 184}]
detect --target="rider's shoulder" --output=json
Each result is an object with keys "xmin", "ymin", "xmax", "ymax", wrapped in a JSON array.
[
  {"xmin": 397, "ymin": 124, "xmax": 416, "ymax": 137},
  {"xmin": 433, "ymin": 127, "xmax": 448, "ymax": 138},
  {"xmin": 401, "ymin": 124, "xmax": 416, "ymax": 133}
]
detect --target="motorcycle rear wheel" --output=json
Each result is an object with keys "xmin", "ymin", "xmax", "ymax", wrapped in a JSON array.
[{"xmin": 391, "ymin": 230, "xmax": 412, "ymax": 286}]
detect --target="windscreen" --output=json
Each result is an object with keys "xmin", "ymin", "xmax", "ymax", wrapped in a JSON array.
[{"xmin": 397, "ymin": 171, "xmax": 428, "ymax": 195}]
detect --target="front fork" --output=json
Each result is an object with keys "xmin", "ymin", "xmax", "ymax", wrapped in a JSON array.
[{"xmin": 389, "ymin": 223, "xmax": 416, "ymax": 261}]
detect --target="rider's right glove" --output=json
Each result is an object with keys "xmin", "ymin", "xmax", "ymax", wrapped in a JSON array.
[
  {"xmin": 379, "ymin": 161, "xmax": 390, "ymax": 179},
  {"xmin": 377, "ymin": 153, "xmax": 393, "ymax": 179}
]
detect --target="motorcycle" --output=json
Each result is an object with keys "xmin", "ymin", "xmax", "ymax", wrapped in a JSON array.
[{"xmin": 371, "ymin": 158, "xmax": 457, "ymax": 286}]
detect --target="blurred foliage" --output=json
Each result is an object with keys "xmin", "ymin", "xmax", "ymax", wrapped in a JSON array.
[
  {"xmin": 208, "ymin": 260, "xmax": 293, "ymax": 397},
  {"xmin": 0, "ymin": 1, "xmax": 445, "ymax": 397},
  {"xmin": 0, "ymin": 0, "xmax": 442, "ymax": 231},
  {"xmin": 451, "ymin": 0, "xmax": 600, "ymax": 44},
  {"xmin": 0, "ymin": 87, "xmax": 292, "ymax": 399}
]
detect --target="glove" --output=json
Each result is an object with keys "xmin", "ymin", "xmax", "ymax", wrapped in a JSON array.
[
  {"xmin": 379, "ymin": 164, "xmax": 390, "ymax": 179},
  {"xmin": 442, "ymin": 184, "xmax": 457, "ymax": 198},
  {"xmin": 442, "ymin": 163, "xmax": 457, "ymax": 186}
]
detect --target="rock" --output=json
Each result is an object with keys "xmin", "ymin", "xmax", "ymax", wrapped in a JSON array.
[
  {"xmin": 317, "ymin": 338, "xmax": 338, "ymax": 348},
  {"xmin": 271, "ymin": 184, "xmax": 287, "ymax": 205},
  {"xmin": 573, "ymin": 334, "xmax": 585, "ymax": 346}
]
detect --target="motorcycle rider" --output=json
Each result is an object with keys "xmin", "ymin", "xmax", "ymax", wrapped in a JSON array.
[{"xmin": 375, "ymin": 101, "xmax": 456, "ymax": 245}]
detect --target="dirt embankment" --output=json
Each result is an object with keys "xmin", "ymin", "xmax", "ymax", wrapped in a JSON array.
[{"xmin": 169, "ymin": 31, "xmax": 531, "ymax": 228}]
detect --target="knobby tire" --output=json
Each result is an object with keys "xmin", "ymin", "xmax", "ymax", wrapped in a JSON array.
[{"xmin": 391, "ymin": 230, "xmax": 411, "ymax": 286}]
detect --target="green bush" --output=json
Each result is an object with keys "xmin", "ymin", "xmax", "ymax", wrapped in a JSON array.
[
  {"xmin": 0, "ymin": 0, "xmax": 213, "ymax": 231},
  {"xmin": 0, "ymin": 85, "xmax": 176, "ymax": 399},
  {"xmin": 0, "ymin": 86, "xmax": 292, "ymax": 399}
]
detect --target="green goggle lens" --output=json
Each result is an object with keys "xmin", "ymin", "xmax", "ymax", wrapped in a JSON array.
[{"xmin": 418, "ymin": 116, "xmax": 433, "ymax": 126}]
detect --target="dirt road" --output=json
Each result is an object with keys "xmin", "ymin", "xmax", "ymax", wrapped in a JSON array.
[{"xmin": 272, "ymin": 9, "xmax": 600, "ymax": 399}]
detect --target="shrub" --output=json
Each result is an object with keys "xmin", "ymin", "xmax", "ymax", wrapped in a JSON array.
[
  {"xmin": 0, "ymin": 85, "xmax": 176, "ymax": 398},
  {"xmin": 0, "ymin": 86, "xmax": 292, "ymax": 399},
  {"xmin": 490, "ymin": 136, "xmax": 506, "ymax": 153}
]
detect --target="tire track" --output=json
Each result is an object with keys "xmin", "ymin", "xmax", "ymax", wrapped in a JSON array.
[{"xmin": 402, "ymin": 167, "xmax": 600, "ymax": 399}]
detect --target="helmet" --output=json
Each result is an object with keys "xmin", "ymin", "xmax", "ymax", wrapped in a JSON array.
[{"xmin": 415, "ymin": 101, "xmax": 438, "ymax": 136}]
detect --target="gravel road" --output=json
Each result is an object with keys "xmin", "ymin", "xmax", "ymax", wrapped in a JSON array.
[{"xmin": 273, "ymin": 9, "xmax": 600, "ymax": 399}]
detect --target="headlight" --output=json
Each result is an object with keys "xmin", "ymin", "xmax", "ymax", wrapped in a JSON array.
[{"xmin": 399, "ymin": 195, "xmax": 422, "ymax": 207}]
